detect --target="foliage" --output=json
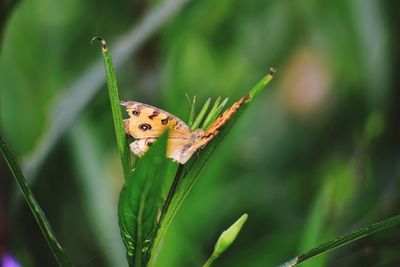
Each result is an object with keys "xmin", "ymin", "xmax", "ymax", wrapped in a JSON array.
[{"xmin": 1, "ymin": 0, "xmax": 400, "ymax": 267}]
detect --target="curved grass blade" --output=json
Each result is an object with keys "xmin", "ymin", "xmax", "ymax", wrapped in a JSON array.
[
  {"xmin": 148, "ymin": 68, "xmax": 276, "ymax": 266},
  {"xmin": 276, "ymin": 214, "xmax": 400, "ymax": 267},
  {"xmin": 0, "ymin": 135, "xmax": 73, "ymax": 266},
  {"xmin": 118, "ymin": 133, "xmax": 172, "ymax": 267},
  {"xmin": 93, "ymin": 37, "xmax": 131, "ymax": 180}
]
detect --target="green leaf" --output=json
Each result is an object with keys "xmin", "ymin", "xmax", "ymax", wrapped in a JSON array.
[
  {"xmin": 276, "ymin": 214, "xmax": 400, "ymax": 267},
  {"xmin": 0, "ymin": 135, "xmax": 73, "ymax": 266},
  {"xmin": 92, "ymin": 37, "xmax": 131, "ymax": 180},
  {"xmin": 149, "ymin": 68, "xmax": 275, "ymax": 266},
  {"xmin": 118, "ymin": 132, "xmax": 174, "ymax": 267}
]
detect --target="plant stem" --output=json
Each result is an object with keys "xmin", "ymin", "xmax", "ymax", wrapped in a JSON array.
[
  {"xmin": 159, "ymin": 164, "xmax": 185, "ymax": 222},
  {"xmin": 203, "ymin": 254, "xmax": 218, "ymax": 267},
  {"xmin": 276, "ymin": 214, "xmax": 400, "ymax": 267}
]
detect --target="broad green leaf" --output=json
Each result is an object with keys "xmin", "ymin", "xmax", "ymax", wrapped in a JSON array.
[
  {"xmin": 119, "ymin": 133, "xmax": 173, "ymax": 266},
  {"xmin": 0, "ymin": 135, "xmax": 73, "ymax": 266}
]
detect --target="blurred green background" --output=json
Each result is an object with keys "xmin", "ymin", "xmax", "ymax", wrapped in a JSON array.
[{"xmin": 1, "ymin": 0, "xmax": 400, "ymax": 266}]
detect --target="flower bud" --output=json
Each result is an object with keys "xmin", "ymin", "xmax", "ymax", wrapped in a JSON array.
[{"xmin": 213, "ymin": 214, "xmax": 248, "ymax": 257}]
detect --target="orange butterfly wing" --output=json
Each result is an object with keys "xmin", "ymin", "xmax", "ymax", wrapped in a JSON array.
[
  {"xmin": 121, "ymin": 101, "xmax": 195, "ymax": 163},
  {"xmin": 121, "ymin": 96, "xmax": 248, "ymax": 164},
  {"xmin": 121, "ymin": 101, "xmax": 191, "ymax": 139}
]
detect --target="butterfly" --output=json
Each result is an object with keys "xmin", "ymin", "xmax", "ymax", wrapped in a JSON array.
[{"xmin": 121, "ymin": 95, "xmax": 249, "ymax": 164}]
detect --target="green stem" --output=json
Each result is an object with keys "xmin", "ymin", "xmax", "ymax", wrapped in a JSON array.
[
  {"xmin": 203, "ymin": 254, "xmax": 218, "ymax": 267},
  {"xmin": 298, "ymin": 214, "xmax": 400, "ymax": 263},
  {"xmin": 277, "ymin": 214, "xmax": 400, "ymax": 267},
  {"xmin": 159, "ymin": 164, "xmax": 185, "ymax": 222}
]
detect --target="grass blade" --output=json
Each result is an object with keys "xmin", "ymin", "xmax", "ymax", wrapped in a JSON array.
[
  {"xmin": 118, "ymin": 133, "xmax": 172, "ymax": 266},
  {"xmin": 190, "ymin": 97, "xmax": 211, "ymax": 131},
  {"xmin": 276, "ymin": 214, "xmax": 400, "ymax": 267},
  {"xmin": 202, "ymin": 97, "xmax": 229, "ymax": 130},
  {"xmin": 93, "ymin": 37, "xmax": 131, "ymax": 180},
  {"xmin": 0, "ymin": 135, "xmax": 73, "ymax": 266},
  {"xmin": 186, "ymin": 94, "xmax": 196, "ymax": 127},
  {"xmin": 149, "ymin": 68, "xmax": 275, "ymax": 266},
  {"xmin": 202, "ymin": 97, "xmax": 221, "ymax": 130}
]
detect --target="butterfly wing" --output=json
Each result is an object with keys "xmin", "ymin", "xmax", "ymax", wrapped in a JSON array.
[
  {"xmin": 121, "ymin": 101, "xmax": 191, "ymax": 139},
  {"xmin": 121, "ymin": 95, "xmax": 248, "ymax": 164},
  {"xmin": 129, "ymin": 138, "xmax": 157, "ymax": 157},
  {"xmin": 166, "ymin": 137, "xmax": 196, "ymax": 164},
  {"xmin": 121, "ymin": 100, "xmax": 193, "ymax": 162}
]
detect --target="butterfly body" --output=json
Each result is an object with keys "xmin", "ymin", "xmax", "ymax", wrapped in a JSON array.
[{"xmin": 121, "ymin": 96, "xmax": 247, "ymax": 164}]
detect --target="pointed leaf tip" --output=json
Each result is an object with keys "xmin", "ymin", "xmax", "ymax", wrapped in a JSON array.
[
  {"xmin": 268, "ymin": 67, "xmax": 276, "ymax": 77},
  {"xmin": 91, "ymin": 36, "xmax": 108, "ymax": 51}
]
